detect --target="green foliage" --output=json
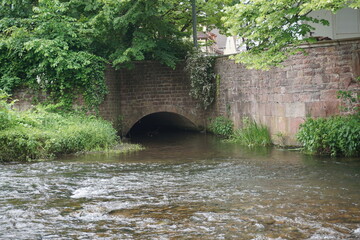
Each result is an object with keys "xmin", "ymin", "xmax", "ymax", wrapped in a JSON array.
[
  {"xmin": 337, "ymin": 77, "xmax": 360, "ymax": 115},
  {"xmin": 0, "ymin": 0, "xmax": 37, "ymax": 18},
  {"xmin": 75, "ymin": 0, "xmax": 234, "ymax": 69},
  {"xmin": 0, "ymin": 90, "xmax": 17, "ymax": 130},
  {"xmin": 208, "ymin": 116, "xmax": 272, "ymax": 146},
  {"xmin": 222, "ymin": 0, "xmax": 357, "ymax": 70},
  {"xmin": 0, "ymin": 101, "xmax": 119, "ymax": 162},
  {"xmin": 0, "ymin": 0, "xmax": 107, "ymax": 109},
  {"xmin": 92, "ymin": 0, "xmax": 191, "ymax": 69},
  {"xmin": 0, "ymin": 0, "xmax": 235, "ymax": 108},
  {"xmin": 186, "ymin": 50, "xmax": 216, "ymax": 109},
  {"xmin": 337, "ymin": 90, "xmax": 360, "ymax": 115},
  {"xmin": 207, "ymin": 116, "xmax": 234, "ymax": 138},
  {"xmin": 230, "ymin": 118, "xmax": 272, "ymax": 147},
  {"xmin": 297, "ymin": 115, "xmax": 360, "ymax": 157}
]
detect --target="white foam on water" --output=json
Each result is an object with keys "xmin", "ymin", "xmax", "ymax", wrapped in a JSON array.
[
  {"xmin": 308, "ymin": 233, "xmax": 339, "ymax": 239},
  {"xmin": 251, "ymin": 236, "xmax": 285, "ymax": 240},
  {"xmin": 70, "ymin": 211, "xmax": 108, "ymax": 221},
  {"xmin": 254, "ymin": 223, "xmax": 265, "ymax": 230},
  {"xmin": 71, "ymin": 187, "xmax": 95, "ymax": 198}
]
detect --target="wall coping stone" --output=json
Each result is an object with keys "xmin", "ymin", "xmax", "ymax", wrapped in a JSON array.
[{"xmin": 216, "ymin": 38, "xmax": 360, "ymax": 59}]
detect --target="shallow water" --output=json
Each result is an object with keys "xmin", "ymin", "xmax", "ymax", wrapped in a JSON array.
[{"xmin": 1, "ymin": 132, "xmax": 360, "ymax": 239}]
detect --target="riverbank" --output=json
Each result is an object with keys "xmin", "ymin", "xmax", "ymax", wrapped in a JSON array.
[{"xmin": 0, "ymin": 96, "xmax": 143, "ymax": 162}]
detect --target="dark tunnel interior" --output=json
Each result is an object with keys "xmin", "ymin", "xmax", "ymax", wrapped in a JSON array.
[{"xmin": 126, "ymin": 112, "xmax": 199, "ymax": 138}]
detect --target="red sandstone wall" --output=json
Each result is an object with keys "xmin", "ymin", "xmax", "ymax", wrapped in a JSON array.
[{"xmin": 214, "ymin": 39, "xmax": 360, "ymax": 145}]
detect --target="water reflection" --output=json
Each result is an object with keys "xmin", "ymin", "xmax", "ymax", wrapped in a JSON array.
[{"xmin": 0, "ymin": 132, "xmax": 359, "ymax": 239}]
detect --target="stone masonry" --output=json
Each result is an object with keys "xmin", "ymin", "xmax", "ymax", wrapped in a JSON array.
[
  {"xmin": 99, "ymin": 61, "xmax": 206, "ymax": 135},
  {"xmin": 213, "ymin": 38, "xmax": 360, "ymax": 145},
  {"xmin": 13, "ymin": 39, "xmax": 360, "ymax": 145}
]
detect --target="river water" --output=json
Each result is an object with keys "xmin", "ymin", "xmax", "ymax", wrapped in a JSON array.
[{"xmin": 1, "ymin": 132, "xmax": 360, "ymax": 239}]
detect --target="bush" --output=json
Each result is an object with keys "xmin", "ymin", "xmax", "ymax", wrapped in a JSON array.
[
  {"xmin": 230, "ymin": 118, "xmax": 272, "ymax": 147},
  {"xmin": 0, "ymin": 103, "xmax": 119, "ymax": 162},
  {"xmin": 207, "ymin": 116, "xmax": 234, "ymax": 138},
  {"xmin": 297, "ymin": 115, "xmax": 360, "ymax": 157}
]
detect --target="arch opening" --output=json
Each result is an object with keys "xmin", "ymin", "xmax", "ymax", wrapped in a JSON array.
[{"xmin": 126, "ymin": 112, "xmax": 200, "ymax": 138}]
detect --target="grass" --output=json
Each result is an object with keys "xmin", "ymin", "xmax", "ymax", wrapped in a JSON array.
[
  {"xmin": 228, "ymin": 118, "xmax": 272, "ymax": 147},
  {"xmin": 0, "ymin": 94, "xmax": 142, "ymax": 162},
  {"xmin": 208, "ymin": 116, "xmax": 272, "ymax": 147}
]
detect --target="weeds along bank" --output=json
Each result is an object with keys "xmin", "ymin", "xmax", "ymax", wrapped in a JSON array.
[
  {"xmin": 208, "ymin": 115, "xmax": 360, "ymax": 157},
  {"xmin": 207, "ymin": 116, "xmax": 272, "ymax": 147},
  {"xmin": 297, "ymin": 85, "xmax": 360, "ymax": 157},
  {"xmin": 0, "ymin": 93, "xmax": 140, "ymax": 162},
  {"xmin": 297, "ymin": 115, "xmax": 360, "ymax": 157}
]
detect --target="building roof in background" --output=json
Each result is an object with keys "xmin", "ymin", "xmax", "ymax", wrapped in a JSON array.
[{"xmin": 210, "ymin": 29, "xmax": 227, "ymax": 51}]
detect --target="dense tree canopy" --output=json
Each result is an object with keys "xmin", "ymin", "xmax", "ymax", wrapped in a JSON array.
[
  {"xmin": 0, "ymin": 0, "xmax": 106, "ymax": 107},
  {"xmin": 223, "ymin": 0, "xmax": 360, "ymax": 70},
  {"xmin": 2, "ymin": 0, "xmax": 357, "ymax": 107},
  {"xmin": 0, "ymin": 0, "xmax": 233, "ymax": 108}
]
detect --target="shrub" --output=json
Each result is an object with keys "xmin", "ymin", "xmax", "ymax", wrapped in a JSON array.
[
  {"xmin": 207, "ymin": 116, "xmax": 234, "ymax": 138},
  {"xmin": 230, "ymin": 118, "xmax": 272, "ymax": 147},
  {"xmin": 0, "ymin": 103, "xmax": 119, "ymax": 162},
  {"xmin": 0, "ymin": 126, "xmax": 58, "ymax": 161},
  {"xmin": 297, "ymin": 115, "xmax": 360, "ymax": 157}
]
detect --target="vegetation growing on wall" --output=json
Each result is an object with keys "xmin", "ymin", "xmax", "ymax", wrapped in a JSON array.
[
  {"xmin": 222, "ymin": 0, "xmax": 360, "ymax": 70},
  {"xmin": 185, "ymin": 50, "xmax": 216, "ymax": 110},
  {"xmin": 337, "ymin": 77, "xmax": 360, "ymax": 115}
]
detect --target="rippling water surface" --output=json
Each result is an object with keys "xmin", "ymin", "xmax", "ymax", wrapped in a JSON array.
[{"xmin": 1, "ymin": 132, "xmax": 360, "ymax": 239}]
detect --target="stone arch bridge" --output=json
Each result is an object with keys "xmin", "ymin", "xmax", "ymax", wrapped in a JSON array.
[
  {"xmin": 14, "ymin": 39, "xmax": 360, "ymax": 144},
  {"xmin": 98, "ymin": 39, "xmax": 360, "ymax": 144},
  {"xmin": 99, "ymin": 62, "xmax": 207, "ymax": 136}
]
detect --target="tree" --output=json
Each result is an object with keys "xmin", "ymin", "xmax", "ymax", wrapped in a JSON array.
[
  {"xmin": 222, "ymin": 0, "xmax": 360, "ymax": 70},
  {"xmin": 0, "ymin": 0, "xmax": 234, "ymax": 108},
  {"xmin": 87, "ymin": 0, "xmax": 235, "ymax": 68},
  {"xmin": 0, "ymin": 0, "xmax": 107, "ymax": 108},
  {"xmin": 0, "ymin": 0, "xmax": 38, "ymax": 18}
]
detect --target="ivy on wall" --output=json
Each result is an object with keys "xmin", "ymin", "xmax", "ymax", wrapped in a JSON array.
[{"xmin": 185, "ymin": 50, "xmax": 216, "ymax": 110}]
